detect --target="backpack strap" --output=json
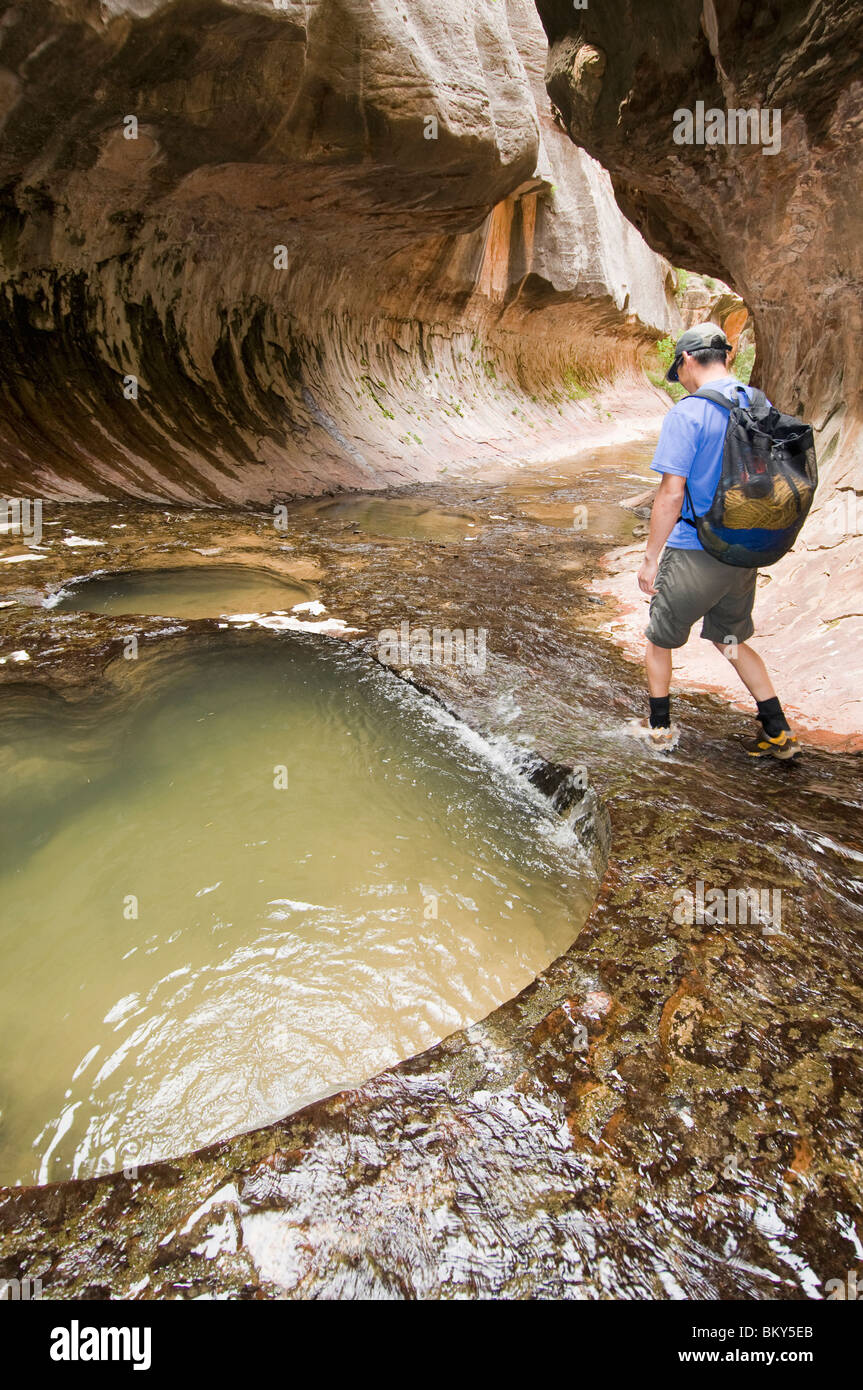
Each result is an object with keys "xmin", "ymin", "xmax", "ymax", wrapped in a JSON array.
[
  {"xmin": 677, "ymin": 389, "xmax": 733, "ymax": 526},
  {"xmin": 693, "ymin": 388, "xmax": 734, "ymax": 411},
  {"xmin": 680, "ymin": 480, "xmax": 698, "ymax": 528},
  {"xmin": 693, "ymin": 384, "xmax": 767, "ymax": 411},
  {"xmin": 677, "ymin": 385, "xmax": 767, "ymax": 528}
]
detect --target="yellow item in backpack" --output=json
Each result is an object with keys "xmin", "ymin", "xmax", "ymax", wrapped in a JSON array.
[{"xmin": 722, "ymin": 473, "xmax": 813, "ymax": 530}]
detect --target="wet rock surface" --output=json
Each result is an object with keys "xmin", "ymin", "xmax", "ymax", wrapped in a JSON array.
[{"xmin": 1, "ymin": 445, "xmax": 861, "ymax": 1299}]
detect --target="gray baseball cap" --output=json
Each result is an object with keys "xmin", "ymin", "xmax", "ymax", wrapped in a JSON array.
[{"xmin": 666, "ymin": 321, "xmax": 732, "ymax": 382}]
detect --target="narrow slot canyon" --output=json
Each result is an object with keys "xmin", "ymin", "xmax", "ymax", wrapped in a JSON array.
[{"xmin": 0, "ymin": 0, "xmax": 861, "ymax": 1319}]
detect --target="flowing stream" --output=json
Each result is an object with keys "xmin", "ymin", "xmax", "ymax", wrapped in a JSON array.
[{"xmin": 1, "ymin": 435, "xmax": 861, "ymax": 1299}]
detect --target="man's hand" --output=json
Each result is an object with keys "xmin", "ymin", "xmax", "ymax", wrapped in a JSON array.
[{"xmin": 638, "ymin": 555, "xmax": 660, "ymax": 595}]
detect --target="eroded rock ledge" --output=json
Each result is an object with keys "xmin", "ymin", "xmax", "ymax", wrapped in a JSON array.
[{"xmin": 0, "ymin": 0, "xmax": 676, "ymax": 503}]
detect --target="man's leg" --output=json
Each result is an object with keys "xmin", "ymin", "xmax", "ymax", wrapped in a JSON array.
[
  {"xmin": 646, "ymin": 640, "xmax": 672, "ymax": 697},
  {"xmin": 644, "ymin": 551, "xmax": 693, "ymax": 734},
  {"xmin": 644, "ymin": 640, "xmax": 674, "ymax": 731},
  {"xmin": 712, "ymin": 640, "xmax": 775, "ymax": 702},
  {"xmin": 713, "ymin": 640, "xmax": 798, "ymax": 754}
]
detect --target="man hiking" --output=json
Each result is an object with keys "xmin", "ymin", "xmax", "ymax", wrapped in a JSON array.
[{"xmin": 636, "ymin": 322, "xmax": 800, "ymax": 759}]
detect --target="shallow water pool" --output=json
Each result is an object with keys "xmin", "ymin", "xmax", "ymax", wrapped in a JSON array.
[
  {"xmin": 0, "ymin": 636, "xmax": 595, "ymax": 1185},
  {"xmin": 295, "ymin": 494, "xmax": 479, "ymax": 542},
  {"xmin": 47, "ymin": 565, "xmax": 314, "ymax": 620}
]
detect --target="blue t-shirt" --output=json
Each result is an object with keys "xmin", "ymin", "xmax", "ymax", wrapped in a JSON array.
[{"xmin": 651, "ymin": 377, "xmax": 768, "ymax": 550}]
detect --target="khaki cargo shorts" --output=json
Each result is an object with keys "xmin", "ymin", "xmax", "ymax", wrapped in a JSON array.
[{"xmin": 645, "ymin": 547, "xmax": 758, "ymax": 650}]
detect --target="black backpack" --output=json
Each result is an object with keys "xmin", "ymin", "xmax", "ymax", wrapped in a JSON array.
[{"xmin": 681, "ymin": 384, "xmax": 818, "ymax": 567}]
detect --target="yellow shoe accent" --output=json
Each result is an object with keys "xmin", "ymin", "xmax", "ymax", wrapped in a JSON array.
[{"xmin": 744, "ymin": 728, "xmax": 801, "ymax": 760}]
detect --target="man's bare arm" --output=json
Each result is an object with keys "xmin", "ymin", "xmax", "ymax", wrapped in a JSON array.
[{"xmin": 637, "ymin": 474, "xmax": 687, "ymax": 594}]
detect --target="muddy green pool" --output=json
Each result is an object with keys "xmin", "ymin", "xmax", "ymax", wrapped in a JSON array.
[{"xmin": 0, "ymin": 637, "xmax": 595, "ymax": 1185}]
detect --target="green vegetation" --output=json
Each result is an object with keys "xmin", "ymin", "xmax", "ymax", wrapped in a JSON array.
[
  {"xmin": 648, "ymin": 336, "xmax": 686, "ymax": 402},
  {"xmin": 561, "ymin": 366, "xmax": 592, "ymax": 401},
  {"xmin": 733, "ymin": 340, "xmax": 756, "ymax": 384},
  {"xmin": 360, "ymin": 374, "xmax": 395, "ymax": 419},
  {"xmin": 648, "ymin": 332, "xmax": 756, "ymax": 400},
  {"xmin": 542, "ymin": 362, "xmax": 597, "ymax": 408}
]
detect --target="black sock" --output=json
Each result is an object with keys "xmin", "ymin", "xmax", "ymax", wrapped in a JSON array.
[
  {"xmin": 649, "ymin": 695, "xmax": 671, "ymax": 729},
  {"xmin": 756, "ymin": 696, "xmax": 790, "ymax": 738}
]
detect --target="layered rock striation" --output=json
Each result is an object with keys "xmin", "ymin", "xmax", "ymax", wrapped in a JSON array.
[{"xmin": 0, "ymin": 0, "xmax": 676, "ymax": 503}]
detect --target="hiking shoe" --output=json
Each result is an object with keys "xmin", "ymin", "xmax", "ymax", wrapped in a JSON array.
[
  {"xmin": 743, "ymin": 727, "xmax": 801, "ymax": 760},
  {"xmin": 630, "ymin": 716, "xmax": 678, "ymax": 750}
]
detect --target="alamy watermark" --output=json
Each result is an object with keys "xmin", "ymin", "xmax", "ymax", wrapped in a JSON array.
[
  {"xmin": 378, "ymin": 620, "xmax": 488, "ymax": 674},
  {"xmin": 0, "ymin": 1275, "xmax": 42, "ymax": 1300},
  {"xmin": 824, "ymin": 1270, "xmax": 862, "ymax": 1300},
  {"xmin": 673, "ymin": 880, "xmax": 782, "ymax": 935},
  {"xmin": 821, "ymin": 492, "xmax": 863, "ymax": 537},
  {"xmin": 94, "ymin": 1139, "xmax": 142, "ymax": 1181},
  {"xmin": 673, "ymin": 101, "xmax": 782, "ymax": 156},
  {"xmin": 0, "ymin": 497, "xmax": 42, "ymax": 546},
  {"xmin": 50, "ymin": 1321, "xmax": 151, "ymax": 1370}
]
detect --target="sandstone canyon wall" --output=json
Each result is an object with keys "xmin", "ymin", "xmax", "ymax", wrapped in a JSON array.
[
  {"xmin": 540, "ymin": 0, "xmax": 863, "ymax": 706},
  {"xmin": 0, "ymin": 0, "xmax": 677, "ymax": 503}
]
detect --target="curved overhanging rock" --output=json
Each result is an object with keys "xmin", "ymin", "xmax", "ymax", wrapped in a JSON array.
[
  {"xmin": 0, "ymin": 0, "xmax": 677, "ymax": 502},
  {"xmin": 540, "ymin": 0, "xmax": 862, "ymax": 439},
  {"xmin": 539, "ymin": 0, "xmax": 863, "ymax": 721},
  {"xmin": 1, "ymin": 2, "xmax": 861, "ymax": 1304}
]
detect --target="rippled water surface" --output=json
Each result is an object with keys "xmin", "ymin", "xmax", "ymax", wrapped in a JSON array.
[
  {"xmin": 0, "ymin": 638, "xmax": 594, "ymax": 1185},
  {"xmin": 49, "ymin": 565, "xmax": 314, "ymax": 619}
]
